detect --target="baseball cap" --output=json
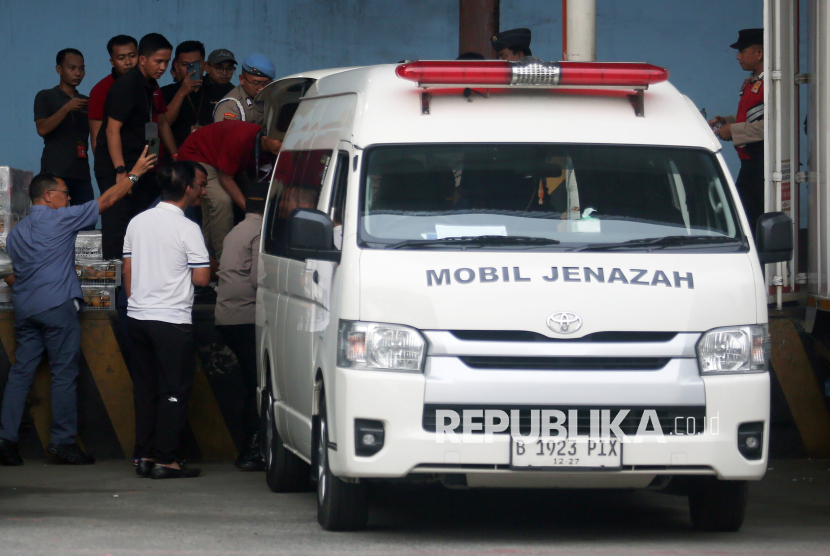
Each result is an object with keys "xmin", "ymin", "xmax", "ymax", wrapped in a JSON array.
[
  {"xmin": 208, "ymin": 49, "xmax": 236, "ymax": 65},
  {"xmin": 242, "ymin": 53, "xmax": 275, "ymax": 79}
]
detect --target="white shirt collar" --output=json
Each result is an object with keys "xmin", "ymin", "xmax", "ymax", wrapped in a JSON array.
[{"xmin": 157, "ymin": 202, "xmax": 185, "ymax": 216}]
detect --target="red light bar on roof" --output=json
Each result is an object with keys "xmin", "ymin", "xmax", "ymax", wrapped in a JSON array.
[{"xmin": 395, "ymin": 60, "xmax": 669, "ymax": 88}]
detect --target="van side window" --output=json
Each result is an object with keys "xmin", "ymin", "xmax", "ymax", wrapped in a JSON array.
[
  {"xmin": 329, "ymin": 151, "xmax": 350, "ymax": 249},
  {"xmin": 263, "ymin": 149, "xmax": 332, "ymax": 257}
]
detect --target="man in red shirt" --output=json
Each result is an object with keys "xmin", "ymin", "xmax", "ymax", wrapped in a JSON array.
[
  {"xmin": 709, "ymin": 28, "xmax": 765, "ymax": 231},
  {"xmin": 177, "ymin": 120, "xmax": 281, "ymax": 259},
  {"xmin": 88, "ymin": 36, "xmax": 138, "ymax": 153}
]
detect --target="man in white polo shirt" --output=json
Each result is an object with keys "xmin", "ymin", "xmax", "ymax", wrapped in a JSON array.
[{"xmin": 123, "ymin": 161, "xmax": 209, "ymax": 479}]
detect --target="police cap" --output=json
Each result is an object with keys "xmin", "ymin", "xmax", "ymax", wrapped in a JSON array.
[
  {"xmin": 491, "ymin": 28, "xmax": 531, "ymax": 53},
  {"xmin": 242, "ymin": 53, "xmax": 276, "ymax": 79},
  {"xmin": 730, "ymin": 28, "xmax": 764, "ymax": 50}
]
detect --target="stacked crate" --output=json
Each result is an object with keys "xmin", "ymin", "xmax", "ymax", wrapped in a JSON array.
[
  {"xmin": 0, "ymin": 167, "xmax": 32, "ymax": 310},
  {"xmin": 75, "ymin": 231, "xmax": 119, "ymax": 310},
  {"xmin": 0, "ymin": 228, "xmax": 119, "ymax": 312}
]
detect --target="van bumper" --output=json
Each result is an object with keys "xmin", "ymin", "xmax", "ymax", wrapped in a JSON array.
[{"xmin": 327, "ymin": 368, "xmax": 769, "ymax": 484}]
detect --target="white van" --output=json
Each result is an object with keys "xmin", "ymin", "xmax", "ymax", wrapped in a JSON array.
[{"xmin": 255, "ymin": 60, "xmax": 792, "ymax": 531}]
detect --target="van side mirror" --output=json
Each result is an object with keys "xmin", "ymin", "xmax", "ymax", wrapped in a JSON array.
[
  {"xmin": 755, "ymin": 212, "xmax": 793, "ymax": 264},
  {"xmin": 286, "ymin": 208, "xmax": 341, "ymax": 263}
]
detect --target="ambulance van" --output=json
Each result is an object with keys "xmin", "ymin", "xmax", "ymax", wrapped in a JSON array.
[{"xmin": 255, "ymin": 60, "xmax": 792, "ymax": 531}]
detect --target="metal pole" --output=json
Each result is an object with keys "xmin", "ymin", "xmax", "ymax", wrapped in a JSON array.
[{"xmin": 564, "ymin": 0, "xmax": 596, "ymax": 61}]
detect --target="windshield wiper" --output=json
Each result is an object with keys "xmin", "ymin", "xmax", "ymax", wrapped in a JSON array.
[
  {"xmin": 388, "ymin": 235, "xmax": 561, "ymax": 249},
  {"xmin": 571, "ymin": 235, "xmax": 746, "ymax": 252}
]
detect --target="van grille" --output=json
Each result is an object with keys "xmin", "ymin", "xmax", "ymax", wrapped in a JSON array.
[
  {"xmin": 459, "ymin": 356, "xmax": 671, "ymax": 371},
  {"xmin": 449, "ymin": 331, "xmax": 678, "ymax": 343},
  {"xmin": 423, "ymin": 405, "xmax": 706, "ymax": 436}
]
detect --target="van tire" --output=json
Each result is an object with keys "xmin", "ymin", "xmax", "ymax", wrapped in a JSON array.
[
  {"xmin": 316, "ymin": 395, "xmax": 368, "ymax": 531},
  {"xmin": 264, "ymin": 388, "xmax": 310, "ymax": 493},
  {"xmin": 688, "ymin": 477, "xmax": 748, "ymax": 532}
]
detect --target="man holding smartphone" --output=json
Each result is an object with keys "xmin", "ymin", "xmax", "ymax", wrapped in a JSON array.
[
  {"xmin": 34, "ymin": 48, "xmax": 93, "ymax": 207},
  {"xmin": 161, "ymin": 42, "xmax": 235, "ymax": 148},
  {"xmin": 94, "ymin": 33, "xmax": 178, "ymax": 260}
]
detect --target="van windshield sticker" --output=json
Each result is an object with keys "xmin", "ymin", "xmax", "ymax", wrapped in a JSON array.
[{"xmin": 426, "ymin": 267, "xmax": 694, "ymax": 289}]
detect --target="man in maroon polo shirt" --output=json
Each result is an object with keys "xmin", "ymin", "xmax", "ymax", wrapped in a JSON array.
[
  {"xmin": 88, "ymin": 35, "xmax": 138, "ymax": 153},
  {"xmin": 177, "ymin": 120, "xmax": 281, "ymax": 259}
]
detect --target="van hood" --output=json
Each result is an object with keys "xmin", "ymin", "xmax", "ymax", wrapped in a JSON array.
[{"xmin": 358, "ymin": 250, "xmax": 760, "ymax": 335}]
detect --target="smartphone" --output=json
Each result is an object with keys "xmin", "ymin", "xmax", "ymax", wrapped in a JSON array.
[
  {"xmin": 146, "ymin": 137, "xmax": 161, "ymax": 159},
  {"xmin": 186, "ymin": 61, "xmax": 200, "ymax": 81}
]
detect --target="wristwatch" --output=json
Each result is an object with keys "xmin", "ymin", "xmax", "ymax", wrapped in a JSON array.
[
  {"xmin": 127, "ymin": 174, "xmax": 139, "ymax": 184},
  {"xmin": 114, "ymin": 165, "xmax": 126, "ymax": 174}
]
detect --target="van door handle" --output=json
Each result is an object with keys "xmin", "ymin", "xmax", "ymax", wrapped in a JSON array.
[{"xmin": 313, "ymin": 270, "xmax": 319, "ymax": 284}]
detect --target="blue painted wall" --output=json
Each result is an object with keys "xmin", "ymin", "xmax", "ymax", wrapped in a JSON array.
[{"xmin": 0, "ymin": 0, "xmax": 762, "ymax": 191}]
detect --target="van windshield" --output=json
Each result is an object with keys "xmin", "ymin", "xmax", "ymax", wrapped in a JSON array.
[{"xmin": 359, "ymin": 144, "xmax": 748, "ymax": 252}]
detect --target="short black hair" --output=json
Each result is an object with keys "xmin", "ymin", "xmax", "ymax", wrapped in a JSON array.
[
  {"xmin": 182, "ymin": 160, "xmax": 208, "ymax": 177},
  {"xmin": 158, "ymin": 162, "xmax": 196, "ymax": 201},
  {"xmin": 29, "ymin": 173, "xmax": 60, "ymax": 201},
  {"xmin": 508, "ymin": 45, "xmax": 531, "ymax": 57},
  {"xmin": 138, "ymin": 33, "xmax": 173, "ymax": 58},
  {"xmin": 456, "ymin": 51, "xmax": 485, "ymax": 61},
  {"xmin": 56, "ymin": 48, "xmax": 83, "ymax": 66},
  {"xmin": 107, "ymin": 35, "xmax": 137, "ymax": 56},
  {"xmin": 175, "ymin": 40, "xmax": 205, "ymax": 60}
]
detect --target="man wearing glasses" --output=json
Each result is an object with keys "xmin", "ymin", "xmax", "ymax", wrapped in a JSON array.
[
  {"xmin": 213, "ymin": 53, "xmax": 275, "ymax": 125},
  {"xmin": 0, "ymin": 149, "xmax": 156, "ymax": 467}
]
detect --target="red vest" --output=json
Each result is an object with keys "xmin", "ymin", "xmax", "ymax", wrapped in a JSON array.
[{"xmin": 735, "ymin": 75, "xmax": 764, "ymax": 160}]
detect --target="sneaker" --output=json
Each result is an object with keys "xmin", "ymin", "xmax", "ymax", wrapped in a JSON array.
[
  {"xmin": 47, "ymin": 443, "xmax": 95, "ymax": 465},
  {"xmin": 0, "ymin": 437, "xmax": 23, "ymax": 466}
]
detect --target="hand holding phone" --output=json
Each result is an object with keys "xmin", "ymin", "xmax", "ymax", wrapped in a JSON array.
[{"xmin": 186, "ymin": 61, "xmax": 200, "ymax": 81}]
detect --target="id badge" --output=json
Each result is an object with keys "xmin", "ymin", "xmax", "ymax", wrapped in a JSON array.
[{"xmin": 144, "ymin": 121, "xmax": 159, "ymax": 140}]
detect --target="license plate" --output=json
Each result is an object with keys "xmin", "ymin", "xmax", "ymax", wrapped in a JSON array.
[{"xmin": 510, "ymin": 436, "xmax": 622, "ymax": 469}]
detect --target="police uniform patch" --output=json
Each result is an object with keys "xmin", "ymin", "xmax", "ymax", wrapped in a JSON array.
[
  {"xmin": 246, "ymin": 98, "xmax": 253, "ymax": 107},
  {"xmin": 224, "ymin": 113, "xmax": 238, "ymax": 120},
  {"xmin": 751, "ymin": 81, "xmax": 762, "ymax": 94}
]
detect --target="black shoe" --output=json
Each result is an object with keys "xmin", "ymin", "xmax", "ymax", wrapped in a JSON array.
[
  {"xmin": 47, "ymin": 442, "xmax": 95, "ymax": 465},
  {"xmin": 151, "ymin": 463, "xmax": 201, "ymax": 479},
  {"xmin": 235, "ymin": 431, "xmax": 265, "ymax": 471},
  {"xmin": 0, "ymin": 437, "xmax": 23, "ymax": 466},
  {"xmin": 136, "ymin": 459, "xmax": 155, "ymax": 478}
]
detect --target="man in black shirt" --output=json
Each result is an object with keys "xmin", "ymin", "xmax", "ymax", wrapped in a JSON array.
[
  {"xmin": 94, "ymin": 33, "xmax": 178, "ymax": 259},
  {"xmin": 34, "ymin": 48, "xmax": 93, "ymax": 206},
  {"xmin": 160, "ymin": 42, "xmax": 234, "ymax": 148}
]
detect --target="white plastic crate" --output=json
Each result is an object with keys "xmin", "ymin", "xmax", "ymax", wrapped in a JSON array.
[
  {"xmin": 0, "ymin": 282, "xmax": 12, "ymax": 310},
  {"xmin": 75, "ymin": 231, "xmax": 103, "ymax": 259},
  {"xmin": 75, "ymin": 260, "xmax": 121, "ymax": 286},
  {"xmin": 82, "ymin": 285, "xmax": 115, "ymax": 310}
]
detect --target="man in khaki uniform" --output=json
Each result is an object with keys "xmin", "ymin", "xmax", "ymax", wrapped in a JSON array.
[{"xmin": 213, "ymin": 53, "xmax": 274, "ymax": 125}]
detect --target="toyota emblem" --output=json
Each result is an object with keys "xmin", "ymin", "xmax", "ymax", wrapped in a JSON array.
[{"xmin": 547, "ymin": 312, "xmax": 583, "ymax": 334}]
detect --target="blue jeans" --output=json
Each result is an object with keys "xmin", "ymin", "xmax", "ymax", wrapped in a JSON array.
[{"xmin": 0, "ymin": 299, "xmax": 82, "ymax": 444}]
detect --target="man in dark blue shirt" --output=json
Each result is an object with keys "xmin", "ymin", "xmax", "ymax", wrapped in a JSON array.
[{"xmin": 0, "ymin": 148, "xmax": 156, "ymax": 466}]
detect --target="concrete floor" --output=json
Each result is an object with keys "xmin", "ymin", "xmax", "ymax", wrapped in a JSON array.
[{"xmin": 1, "ymin": 459, "xmax": 828, "ymax": 556}]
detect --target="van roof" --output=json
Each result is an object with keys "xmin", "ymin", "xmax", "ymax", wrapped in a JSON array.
[{"xmin": 303, "ymin": 63, "xmax": 720, "ymax": 153}]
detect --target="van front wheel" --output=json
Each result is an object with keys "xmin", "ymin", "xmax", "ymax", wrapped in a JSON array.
[
  {"xmin": 264, "ymin": 388, "xmax": 310, "ymax": 493},
  {"xmin": 316, "ymin": 395, "xmax": 368, "ymax": 531},
  {"xmin": 688, "ymin": 477, "xmax": 748, "ymax": 532}
]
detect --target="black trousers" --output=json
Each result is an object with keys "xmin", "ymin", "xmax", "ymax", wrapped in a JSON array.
[
  {"xmin": 735, "ymin": 156, "xmax": 765, "ymax": 237},
  {"xmin": 128, "ymin": 318, "xmax": 195, "ymax": 464},
  {"xmin": 96, "ymin": 172, "xmax": 159, "ymax": 260},
  {"xmin": 216, "ymin": 324, "xmax": 260, "ymax": 439}
]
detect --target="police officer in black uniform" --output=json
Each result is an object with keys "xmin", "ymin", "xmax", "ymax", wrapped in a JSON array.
[{"xmin": 491, "ymin": 28, "xmax": 540, "ymax": 62}]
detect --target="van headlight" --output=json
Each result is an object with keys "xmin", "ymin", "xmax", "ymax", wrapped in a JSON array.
[
  {"xmin": 338, "ymin": 321, "xmax": 426, "ymax": 372},
  {"xmin": 696, "ymin": 324, "xmax": 770, "ymax": 374}
]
